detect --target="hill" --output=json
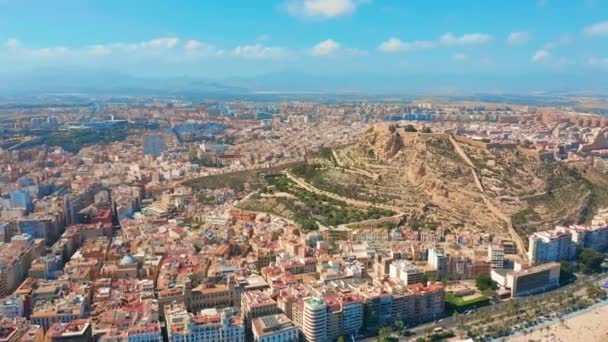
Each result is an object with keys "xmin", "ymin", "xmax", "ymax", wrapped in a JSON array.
[{"xmin": 287, "ymin": 124, "xmax": 608, "ymax": 250}]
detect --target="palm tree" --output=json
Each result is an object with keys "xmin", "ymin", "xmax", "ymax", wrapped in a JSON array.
[
  {"xmin": 378, "ymin": 326, "xmax": 392, "ymax": 342},
  {"xmin": 394, "ymin": 319, "xmax": 404, "ymax": 334}
]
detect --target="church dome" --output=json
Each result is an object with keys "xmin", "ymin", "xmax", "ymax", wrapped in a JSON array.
[{"xmin": 120, "ymin": 255, "xmax": 137, "ymax": 265}]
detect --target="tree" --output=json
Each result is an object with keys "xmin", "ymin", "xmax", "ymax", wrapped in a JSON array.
[
  {"xmin": 378, "ymin": 326, "xmax": 392, "ymax": 342},
  {"xmin": 395, "ymin": 319, "xmax": 404, "ymax": 333},
  {"xmin": 476, "ymin": 274, "xmax": 498, "ymax": 291},
  {"xmin": 421, "ymin": 127, "xmax": 432, "ymax": 133},
  {"xmin": 337, "ymin": 336, "xmax": 346, "ymax": 342},
  {"xmin": 578, "ymin": 248, "xmax": 604, "ymax": 274},
  {"xmin": 404, "ymin": 124, "xmax": 417, "ymax": 132}
]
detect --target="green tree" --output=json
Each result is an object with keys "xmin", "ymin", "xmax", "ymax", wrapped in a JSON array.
[
  {"xmin": 395, "ymin": 319, "xmax": 404, "ymax": 333},
  {"xmin": 559, "ymin": 262, "xmax": 575, "ymax": 285},
  {"xmin": 378, "ymin": 326, "xmax": 392, "ymax": 342},
  {"xmin": 404, "ymin": 124, "xmax": 417, "ymax": 132},
  {"xmin": 578, "ymin": 248, "xmax": 604, "ymax": 274},
  {"xmin": 475, "ymin": 274, "xmax": 498, "ymax": 291},
  {"xmin": 337, "ymin": 336, "xmax": 346, "ymax": 342}
]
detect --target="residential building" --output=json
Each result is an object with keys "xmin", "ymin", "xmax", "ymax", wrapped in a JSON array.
[
  {"xmin": 528, "ymin": 230, "xmax": 575, "ymax": 265},
  {"xmin": 427, "ymin": 248, "xmax": 446, "ymax": 279},
  {"xmin": 0, "ymin": 317, "xmax": 43, "ymax": 342},
  {"xmin": 252, "ymin": 314, "xmax": 297, "ymax": 342},
  {"xmin": 44, "ymin": 319, "xmax": 92, "ymax": 342},
  {"xmin": 444, "ymin": 255, "xmax": 490, "ymax": 280},
  {"xmin": 488, "ymin": 245, "xmax": 505, "ymax": 269},
  {"xmin": 0, "ymin": 295, "xmax": 25, "ymax": 318},
  {"xmin": 389, "ymin": 260, "xmax": 424, "ymax": 285},
  {"xmin": 165, "ymin": 302, "xmax": 244, "ymax": 342},
  {"xmin": 303, "ymin": 298, "xmax": 327, "ymax": 342},
  {"xmin": 30, "ymin": 294, "xmax": 88, "ymax": 330},
  {"xmin": 567, "ymin": 224, "xmax": 608, "ymax": 252},
  {"xmin": 10, "ymin": 189, "xmax": 33, "ymax": 214},
  {"xmin": 241, "ymin": 291, "xmax": 278, "ymax": 342}
]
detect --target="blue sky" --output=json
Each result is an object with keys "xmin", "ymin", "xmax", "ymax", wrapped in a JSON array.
[{"xmin": 1, "ymin": 0, "xmax": 608, "ymax": 92}]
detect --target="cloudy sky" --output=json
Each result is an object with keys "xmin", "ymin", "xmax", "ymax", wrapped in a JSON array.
[{"xmin": 1, "ymin": 0, "xmax": 608, "ymax": 92}]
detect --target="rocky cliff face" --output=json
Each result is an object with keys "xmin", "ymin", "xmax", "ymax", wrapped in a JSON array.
[
  {"xmin": 334, "ymin": 123, "xmax": 608, "ymax": 239},
  {"xmin": 363, "ymin": 124, "xmax": 403, "ymax": 159}
]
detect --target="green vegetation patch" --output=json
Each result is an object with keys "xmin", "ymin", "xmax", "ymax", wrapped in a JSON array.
[
  {"xmin": 255, "ymin": 175, "xmax": 394, "ymax": 230},
  {"xmin": 512, "ymin": 207, "xmax": 541, "ymax": 226},
  {"xmin": 290, "ymin": 163, "xmax": 397, "ymax": 204},
  {"xmin": 185, "ymin": 163, "xmax": 302, "ymax": 192},
  {"xmin": 446, "ymin": 292, "xmax": 490, "ymax": 309},
  {"xmin": 46, "ymin": 127, "xmax": 128, "ymax": 153}
]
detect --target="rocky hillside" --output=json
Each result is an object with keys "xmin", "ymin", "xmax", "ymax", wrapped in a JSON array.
[{"xmin": 305, "ymin": 124, "xmax": 608, "ymax": 242}]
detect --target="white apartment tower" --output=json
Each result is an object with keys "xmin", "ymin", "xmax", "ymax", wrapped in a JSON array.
[{"xmin": 303, "ymin": 298, "xmax": 327, "ymax": 342}]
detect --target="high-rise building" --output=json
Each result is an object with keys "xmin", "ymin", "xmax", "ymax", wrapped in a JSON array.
[
  {"xmin": 143, "ymin": 134, "xmax": 166, "ymax": 157},
  {"xmin": 488, "ymin": 245, "xmax": 505, "ymax": 269},
  {"xmin": 303, "ymin": 298, "xmax": 327, "ymax": 342},
  {"xmin": 427, "ymin": 248, "xmax": 446, "ymax": 278},
  {"xmin": 10, "ymin": 189, "xmax": 33, "ymax": 214},
  {"xmin": 567, "ymin": 224, "xmax": 608, "ymax": 252},
  {"xmin": 339, "ymin": 295, "xmax": 363, "ymax": 339},
  {"xmin": 528, "ymin": 230, "xmax": 575, "ymax": 265}
]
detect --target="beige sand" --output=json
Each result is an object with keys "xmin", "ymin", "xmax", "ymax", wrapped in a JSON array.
[{"xmin": 509, "ymin": 303, "xmax": 608, "ymax": 342}]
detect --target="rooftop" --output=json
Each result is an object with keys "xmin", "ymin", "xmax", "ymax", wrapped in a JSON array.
[{"xmin": 252, "ymin": 314, "xmax": 295, "ymax": 337}]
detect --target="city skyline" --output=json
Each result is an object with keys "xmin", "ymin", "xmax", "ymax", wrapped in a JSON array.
[{"xmin": 1, "ymin": 0, "xmax": 608, "ymax": 93}]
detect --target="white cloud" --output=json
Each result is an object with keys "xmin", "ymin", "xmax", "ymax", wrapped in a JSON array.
[
  {"xmin": 5, "ymin": 38, "xmax": 20, "ymax": 49},
  {"xmin": 507, "ymin": 32, "xmax": 532, "ymax": 45},
  {"xmin": 379, "ymin": 33, "xmax": 490, "ymax": 53},
  {"xmin": 31, "ymin": 47, "xmax": 71, "ymax": 58},
  {"xmin": 184, "ymin": 40, "xmax": 224, "ymax": 57},
  {"xmin": 440, "ymin": 32, "xmax": 492, "ymax": 46},
  {"xmin": 141, "ymin": 37, "xmax": 179, "ymax": 49},
  {"xmin": 233, "ymin": 44, "xmax": 286, "ymax": 59},
  {"xmin": 532, "ymin": 49, "xmax": 551, "ymax": 63},
  {"xmin": 311, "ymin": 39, "xmax": 341, "ymax": 56},
  {"xmin": 584, "ymin": 21, "xmax": 608, "ymax": 37},
  {"xmin": 309, "ymin": 39, "xmax": 366, "ymax": 57},
  {"xmin": 378, "ymin": 37, "xmax": 435, "ymax": 53},
  {"xmin": 452, "ymin": 53, "xmax": 468, "ymax": 61},
  {"xmin": 285, "ymin": 0, "xmax": 368, "ymax": 18},
  {"xmin": 589, "ymin": 57, "xmax": 608, "ymax": 67},
  {"xmin": 90, "ymin": 37, "xmax": 182, "ymax": 53},
  {"xmin": 88, "ymin": 45, "xmax": 111, "ymax": 56},
  {"xmin": 184, "ymin": 40, "xmax": 202, "ymax": 51}
]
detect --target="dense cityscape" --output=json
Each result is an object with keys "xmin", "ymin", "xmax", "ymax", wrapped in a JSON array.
[
  {"xmin": 0, "ymin": 97, "xmax": 607, "ymax": 342},
  {"xmin": 2, "ymin": 1, "xmax": 608, "ymax": 342}
]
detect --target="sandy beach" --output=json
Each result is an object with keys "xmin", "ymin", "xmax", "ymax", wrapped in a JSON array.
[{"xmin": 509, "ymin": 302, "xmax": 608, "ymax": 342}]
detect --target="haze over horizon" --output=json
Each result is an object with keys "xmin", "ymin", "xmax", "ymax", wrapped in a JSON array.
[{"xmin": 1, "ymin": 0, "xmax": 608, "ymax": 94}]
